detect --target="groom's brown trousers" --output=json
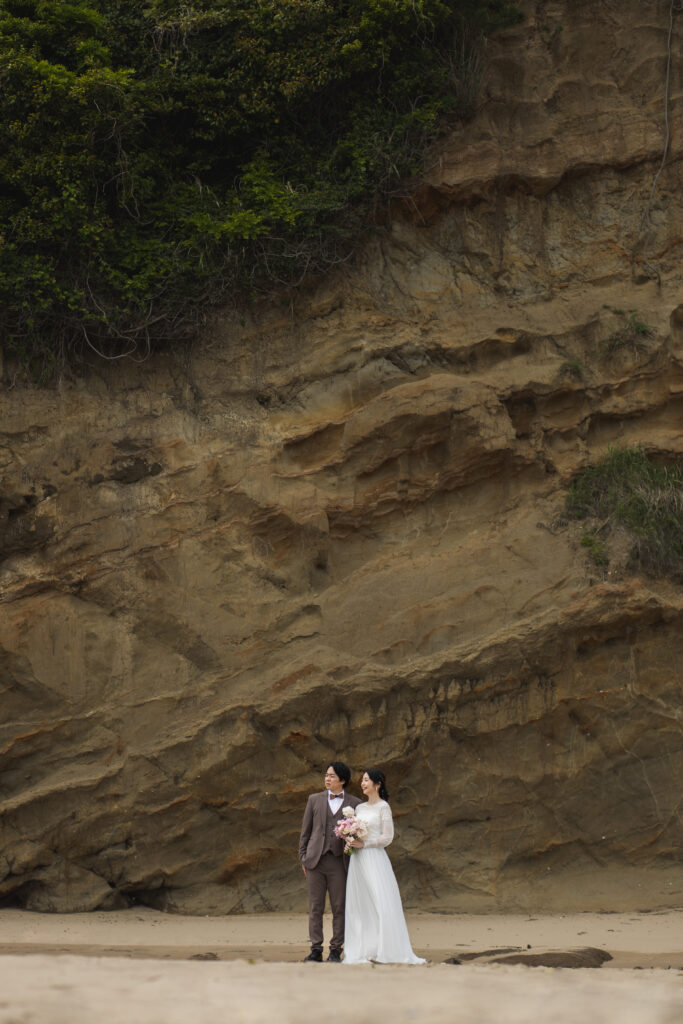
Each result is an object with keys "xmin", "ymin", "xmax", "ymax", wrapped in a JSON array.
[
  {"xmin": 306, "ymin": 851, "xmax": 347, "ymax": 951},
  {"xmin": 300, "ymin": 791, "xmax": 361, "ymax": 952}
]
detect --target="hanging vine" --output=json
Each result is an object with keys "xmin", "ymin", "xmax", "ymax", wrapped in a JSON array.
[{"xmin": 640, "ymin": 0, "xmax": 683, "ymax": 286}]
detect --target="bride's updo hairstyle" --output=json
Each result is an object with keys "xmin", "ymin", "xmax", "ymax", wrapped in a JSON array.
[{"xmin": 365, "ymin": 769, "xmax": 389, "ymax": 801}]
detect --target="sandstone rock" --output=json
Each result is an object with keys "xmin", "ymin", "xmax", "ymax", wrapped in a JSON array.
[
  {"xmin": 489, "ymin": 948, "xmax": 613, "ymax": 969},
  {"xmin": 0, "ymin": 0, "xmax": 682, "ymax": 914},
  {"xmin": 445, "ymin": 947, "xmax": 522, "ymax": 963},
  {"xmin": 444, "ymin": 947, "xmax": 613, "ymax": 968}
]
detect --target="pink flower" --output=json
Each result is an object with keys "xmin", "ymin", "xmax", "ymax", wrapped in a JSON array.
[{"xmin": 334, "ymin": 813, "xmax": 369, "ymax": 854}]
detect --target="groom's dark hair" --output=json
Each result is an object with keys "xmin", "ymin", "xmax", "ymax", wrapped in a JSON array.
[{"xmin": 328, "ymin": 761, "xmax": 351, "ymax": 785}]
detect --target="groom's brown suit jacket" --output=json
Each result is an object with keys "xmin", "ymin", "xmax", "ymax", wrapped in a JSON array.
[{"xmin": 299, "ymin": 791, "xmax": 362, "ymax": 870}]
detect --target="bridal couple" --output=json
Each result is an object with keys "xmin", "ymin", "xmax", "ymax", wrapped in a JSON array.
[{"xmin": 298, "ymin": 762, "xmax": 425, "ymax": 965}]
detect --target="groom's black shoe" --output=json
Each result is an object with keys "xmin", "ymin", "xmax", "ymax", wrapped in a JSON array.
[
  {"xmin": 327, "ymin": 948, "xmax": 342, "ymax": 963},
  {"xmin": 303, "ymin": 948, "xmax": 323, "ymax": 962}
]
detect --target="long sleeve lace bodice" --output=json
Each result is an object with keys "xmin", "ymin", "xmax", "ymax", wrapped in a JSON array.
[{"xmin": 357, "ymin": 800, "xmax": 394, "ymax": 848}]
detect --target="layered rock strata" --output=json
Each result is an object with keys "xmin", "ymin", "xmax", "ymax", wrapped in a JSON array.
[{"xmin": 1, "ymin": 0, "xmax": 682, "ymax": 913}]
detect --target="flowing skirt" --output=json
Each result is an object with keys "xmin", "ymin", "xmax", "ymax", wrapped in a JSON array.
[{"xmin": 343, "ymin": 847, "xmax": 425, "ymax": 964}]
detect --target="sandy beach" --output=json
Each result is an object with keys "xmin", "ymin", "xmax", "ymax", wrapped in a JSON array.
[
  {"xmin": 0, "ymin": 909, "xmax": 681, "ymax": 1024},
  {"xmin": 1, "ymin": 907, "xmax": 682, "ymax": 968}
]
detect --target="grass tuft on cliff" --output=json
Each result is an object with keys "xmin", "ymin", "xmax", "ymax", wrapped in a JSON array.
[
  {"xmin": 566, "ymin": 446, "xmax": 683, "ymax": 578},
  {"xmin": 0, "ymin": 0, "xmax": 521, "ymax": 374}
]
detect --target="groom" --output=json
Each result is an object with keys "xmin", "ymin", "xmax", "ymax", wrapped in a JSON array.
[{"xmin": 298, "ymin": 761, "xmax": 361, "ymax": 962}]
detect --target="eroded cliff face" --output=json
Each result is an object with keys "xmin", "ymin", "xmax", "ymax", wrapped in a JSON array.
[{"xmin": 1, "ymin": 0, "xmax": 682, "ymax": 914}]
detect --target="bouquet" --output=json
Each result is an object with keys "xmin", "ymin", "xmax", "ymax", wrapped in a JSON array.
[{"xmin": 334, "ymin": 806, "xmax": 369, "ymax": 855}]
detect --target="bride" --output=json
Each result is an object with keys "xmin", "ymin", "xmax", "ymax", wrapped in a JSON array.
[{"xmin": 343, "ymin": 769, "xmax": 425, "ymax": 965}]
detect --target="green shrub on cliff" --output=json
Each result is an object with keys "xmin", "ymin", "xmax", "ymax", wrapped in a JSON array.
[
  {"xmin": 0, "ymin": 0, "xmax": 520, "ymax": 370},
  {"xmin": 567, "ymin": 446, "xmax": 683, "ymax": 578},
  {"xmin": 602, "ymin": 310, "xmax": 653, "ymax": 356}
]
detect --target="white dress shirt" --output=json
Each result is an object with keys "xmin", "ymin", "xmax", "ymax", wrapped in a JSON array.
[{"xmin": 328, "ymin": 790, "xmax": 345, "ymax": 814}]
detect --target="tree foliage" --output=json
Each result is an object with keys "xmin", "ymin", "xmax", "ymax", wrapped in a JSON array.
[{"xmin": 0, "ymin": 0, "xmax": 520, "ymax": 369}]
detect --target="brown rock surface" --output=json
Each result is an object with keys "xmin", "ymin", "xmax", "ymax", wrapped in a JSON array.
[
  {"xmin": 446, "ymin": 947, "xmax": 613, "ymax": 968},
  {"xmin": 1, "ymin": 0, "xmax": 682, "ymax": 914},
  {"xmin": 487, "ymin": 948, "xmax": 613, "ymax": 969}
]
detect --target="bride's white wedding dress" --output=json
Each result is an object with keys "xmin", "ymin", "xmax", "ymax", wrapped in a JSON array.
[{"xmin": 343, "ymin": 800, "xmax": 425, "ymax": 964}]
